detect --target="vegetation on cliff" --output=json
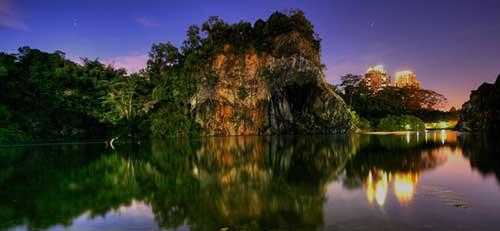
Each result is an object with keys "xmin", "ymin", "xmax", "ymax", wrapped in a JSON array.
[
  {"xmin": 2, "ymin": 131, "xmax": 495, "ymax": 230},
  {"xmin": 0, "ymin": 10, "xmax": 356, "ymax": 144}
]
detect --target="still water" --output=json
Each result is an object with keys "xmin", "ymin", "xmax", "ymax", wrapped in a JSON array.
[{"xmin": 1, "ymin": 131, "xmax": 499, "ymax": 231}]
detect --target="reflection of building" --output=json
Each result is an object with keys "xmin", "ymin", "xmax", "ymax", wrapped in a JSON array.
[
  {"xmin": 393, "ymin": 173, "xmax": 419, "ymax": 204},
  {"xmin": 365, "ymin": 169, "xmax": 419, "ymax": 206},
  {"xmin": 394, "ymin": 70, "xmax": 420, "ymax": 88},
  {"xmin": 363, "ymin": 65, "xmax": 390, "ymax": 92},
  {"xmin": 366, "ymin": 171, "xmax": 389, "ymax": 206}
]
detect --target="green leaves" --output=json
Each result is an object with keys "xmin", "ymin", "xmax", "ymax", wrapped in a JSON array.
[{"xmin": 377, "ymin": 115, "xmax": 425, "ymax": 131}]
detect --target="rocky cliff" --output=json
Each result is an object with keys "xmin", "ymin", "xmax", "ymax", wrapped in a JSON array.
[
  {"xmin": 149, "ymin": 11, "xmax": 356, "ymax": 136},
  {"xmin": 190, "ymin": 45, "xmax": 355, "ymax": 135},
  {"xmin": 457, "ymin": 74, "xmax": 500, "ymax": 132}
]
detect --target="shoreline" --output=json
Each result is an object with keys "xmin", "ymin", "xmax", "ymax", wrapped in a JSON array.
[{"xmin": 359, "ymin": 129, "xmax": 457, "ymax": 135}]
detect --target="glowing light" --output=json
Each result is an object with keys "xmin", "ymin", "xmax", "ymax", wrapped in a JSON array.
[
  {"xmin": 440, "ymin": 129, "xmax": 446, "ymax": 144},
  {"xmin": 394, "ymin": 173, "xmax": 419, "ymax": 205},
  {"xmin": 395, "ymin": 70, "xmax": 414, "ymax": 77},
  {"xmin": 366, "ymin": 170, "xmax": 388, "ymax": 207},
  {"xmin": 366, "ymin": 65, "xmax": 386, "ymax": 74},
  {"xmin": 375, "ymin": 174, "xmax": 388, "ymax": 206},
  {"xmin": 394, "ymin": 70, "xmax": 420, "ymax": 88}
]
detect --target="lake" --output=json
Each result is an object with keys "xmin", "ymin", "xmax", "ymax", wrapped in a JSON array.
[{"xmin": 1, "ymin": 131, "xmax": 499, "ymax": 231}]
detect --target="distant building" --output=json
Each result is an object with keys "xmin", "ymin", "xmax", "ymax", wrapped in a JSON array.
[
  {"xmin": 363, "ymin": 65, "xmax": 390, "ymax": 92},
  {"xmin": 394, "ymin": 70, "xmax": 420, "ymax": 89}
]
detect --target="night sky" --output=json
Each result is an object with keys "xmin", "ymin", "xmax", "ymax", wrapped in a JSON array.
[{"xmin": 2, "ymin": 0, "xmax": 500, "ymax": 108}]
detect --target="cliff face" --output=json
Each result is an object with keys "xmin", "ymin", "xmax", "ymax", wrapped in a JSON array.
[
  {"xmin": 457, "ymin": 75, "xmax": 500, "ymax": 132},
  {"xmin": 190, "ymin": 45, "xmax": 355, "ymax": 135}
]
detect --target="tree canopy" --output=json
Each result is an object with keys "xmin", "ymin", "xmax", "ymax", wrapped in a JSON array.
[
  {"xmin": 337, "ymin": 72, "xmax": 452, "ymax": 126},
  {"xmin": 0, "ymin": 10, "xmax": 324, "ymax": 143}
]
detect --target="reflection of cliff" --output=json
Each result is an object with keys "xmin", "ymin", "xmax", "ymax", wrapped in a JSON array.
[
  {"xmin": 145, "ymin": 136, "xmax": 359, "ymax": 230},
  {"xmin": 1, "ymin": 131, "xmax": 498, "ymax": 230},
  {"xmin": 459, "ymin": 134, "xmax": 500, "ymax": 183}
]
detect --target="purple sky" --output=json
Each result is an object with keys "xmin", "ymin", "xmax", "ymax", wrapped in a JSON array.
[{"xmin": 1, "ymin": 0, "xmax": 499, "ymax": 108}]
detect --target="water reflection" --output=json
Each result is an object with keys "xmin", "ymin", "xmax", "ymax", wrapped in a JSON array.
[
  {"xmin": 365, "ymin": 170, "xmax": 419, "ymax": 206},
  {"xmin": 0, "ymin": 131, "xmax": 499, "ymax": 230}
]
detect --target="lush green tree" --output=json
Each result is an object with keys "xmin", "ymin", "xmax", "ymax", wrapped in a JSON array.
[
  {"xmin": 377, "ymin": 115, "xmax": 425, "ymax": 131},
  {"xmin": 100, "ymin": 74, "xmax": 155, "ymax": 136},
  {"xmin": 337, "ymin": 74, "xmax": 449, "ymax": 125},
  {"xmin": 0, "ymin": 47, "xmax": 131, "ymax": 143},
  {"xmin": 181, "ymin": 25, "xmax": 202, "ymax": 54},
  {"xmin": 338, "ymin": 73, "xmax": 363, "ymax": 105},
  {"xmin": 146, "ymin": 42, "xmax": 182, "ymax": 83},
  {"xmin": 1, "ymin": 10, "xmax": 333, "ymax": 142}
]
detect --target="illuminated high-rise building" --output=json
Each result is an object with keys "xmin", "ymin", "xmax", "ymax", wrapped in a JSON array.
[
  {"xmin": 363, "ymin": 65, "xmax": 390, "ymax": 92},
  {"xmin": 394, "ymin": 70, "xmax": 420, "ymax": 89}
]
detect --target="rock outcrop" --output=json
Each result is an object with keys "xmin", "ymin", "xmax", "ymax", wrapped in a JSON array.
[
  {"xmin": 457, "ymin": 74, "xmax": 500, "ymax": 132},
  {"xmin": 190, "ymin": 45, "xmax": 355, "ymax": 135}
]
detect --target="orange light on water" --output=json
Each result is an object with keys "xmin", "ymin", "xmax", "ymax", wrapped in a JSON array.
[
  {"xmin": 365, "ymin": 170, "xmax": 420, "ymax": 206},
  {"xmin": 366, "ymin": 170, "xmax": 389, "ymax": 206},
  {"xmin": 394, "ymin": 173, "xmax": 419, "ymax": 205}
]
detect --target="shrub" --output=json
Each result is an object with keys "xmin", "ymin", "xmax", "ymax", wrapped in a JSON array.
[
  {"xmin": 150, "ymin": 105, "xmax": 200, "ymax": 137},
  {"xmin": 377, "ymin": 115, "xmax": 425, "ymax": 131},
  {"xmin": 350, "ymin": 110, "xmax": 370, "ymax": 131}
]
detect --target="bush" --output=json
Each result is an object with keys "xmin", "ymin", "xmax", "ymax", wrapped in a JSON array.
[
  {"xmin": 350, "ymin": 110, "xmax": 370, "ymax": 131},
  {"xmin": 358, "ymin": 117, "xmax": 371, "ymax": 130},
  {"xmin": 377, "ymin": 115, "xmax": 425, "ymax": 131},
  {"xmin": 150, "ymin": 105, "xmax": 200, "ymax": 137}
]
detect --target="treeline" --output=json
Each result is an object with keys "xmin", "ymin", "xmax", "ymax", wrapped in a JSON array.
[
  {"xmin": 0, "ymin": 10, "xmax": 320, "ymax": 144},
  {"xmin": 336, "ymin": 74, "xmax": 459, "ymax": 130},
  {"xmin": 0, "ymin": 48, "xmax": 124, "ymax": 143}
]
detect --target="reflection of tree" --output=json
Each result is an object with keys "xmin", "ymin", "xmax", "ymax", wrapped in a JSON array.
[
  {"xmin": 1, "ymin": 131, "xmax": 497, "ymax": 230},
  {"xmin": 342, "ymin": 134, "xmax": 451, "ymax": 189},
  {"xmin": 459, "ymin": 134, "xmax": 500, "ymax": 184},
  {"xmin": 0, "ymin": 144, "xmax": 143, "ymax": 230},
  {"xmin": 143, "ymin": 136, "xmax": 359, "ymax": 231},
  {"xmin": 0, "ymin": 136, "xmax": 359, "ymax": 231}
]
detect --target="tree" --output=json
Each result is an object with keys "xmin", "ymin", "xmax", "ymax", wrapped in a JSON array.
[
  {"xmin": 101, "ymin": 74, "xmax": 155, "ymax": 136},
  {"xmin": 181, "ymin": 25, "xmax": 202, "ymax": 54},
  {"xmin": 337, "ymin": 74, "xmax": 448, "ymax": 124},
  {"xmin": 338, "ymin": 73, "xmax": 363, "ymax": 105},
  {"xmin": 146, "ymin": 42, "xmax": 182, "ymax": 83}
]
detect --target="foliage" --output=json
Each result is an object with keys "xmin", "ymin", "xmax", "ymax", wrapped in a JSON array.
[
  {"xmin": 145, "ymin": 10, "xmax": 320, "ymax": 137},
  {"xmin": 458, "ymin": 75, "xmax": 500, "ymax": 132},
  {"xmin": 357, "ymin": 117, "xmax": 372, "ymax": 131},
  {"xmin": 0, "ymin": 48, "xmax": 122, "ymax": 143},
  {"xmin": 3, "ymin": 132, "xmax": 493, "ymax": 230},
  {"xmin": 0, "ymin": 105, "xmax": 30, "ymax": 144},
  {"xmin": 350, "ymin": 110, "xmax": 370, "ymax": 131},
  {"xmin": 337, "ymin": 73, "xmax": 451, "ymax": 125},
  {"xmin": 149, "ymin": 105, "xmax": 200, "ymax": 137},
  {"xmin": 0, "ymin": 10, "xmax": 326, "ymax": 142},
  {"xmin": 100, "ymin": 74, "xmax": 155, "ymax": 136},
  {"xmin": 377, "ymin": 115, "xmax": 425, "ymax": 131}
]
